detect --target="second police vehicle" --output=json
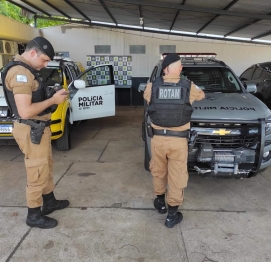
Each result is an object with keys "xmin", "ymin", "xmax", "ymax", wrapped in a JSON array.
[{"xmin": 139, "ymin": 53, "xmax": 271, "ymax": 178}]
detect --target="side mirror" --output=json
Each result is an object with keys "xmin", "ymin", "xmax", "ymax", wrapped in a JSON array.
[
  {"xmin": 245, "ymin": 82, "xmax": 257, "ymax": 93},
  {"xmin": 74, "ymin": 80, "xmax": 86, "ymax": 89},
  {"xmin": 138, "ymin": 83, "xmax": 147, "ymax": 92}
]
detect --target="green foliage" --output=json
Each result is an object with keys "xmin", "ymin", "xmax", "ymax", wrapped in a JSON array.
[
  {"xmin": 0, "ymin": 0, "xmax": 31, "ymax": 24},
  {"xmin": 0, "ymin": 0, "xmax": 65, "ymax": 28},
  {"xmin": 36, "ymin": 18, "xmax": 65, "ymax": 29}
]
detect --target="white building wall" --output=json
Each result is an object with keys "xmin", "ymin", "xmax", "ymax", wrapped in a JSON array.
[{"xmin": 43, "ymin": 25, "xmax": 271, "ymax": 76}]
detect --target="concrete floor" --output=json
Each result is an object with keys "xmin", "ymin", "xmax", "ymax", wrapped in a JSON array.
[{"xmin": 1, "ymin": 106, "xmax": 271, "ymax": 262}]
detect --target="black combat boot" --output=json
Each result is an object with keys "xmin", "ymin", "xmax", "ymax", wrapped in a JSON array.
[
  {"xmin": 154, "ymin": 194, "xmax": 167, "ymax": 214},
  {"xmin": 42, "ymin": 192, "xmax": 70, "ymax": 215},
  {"xmin": 26, "ymin": 207, "xmax": 58, "ymax": 229},
  {"xmin": 165, "ymin": 205, "xmax": 183, "ymax": 228}
]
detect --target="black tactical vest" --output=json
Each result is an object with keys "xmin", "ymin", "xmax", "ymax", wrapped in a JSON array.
[
  {"xmin": 148, "ymin": 76, "xmax": 193, "ymax": 127},
  {"xmin": 1, "ymin": 61, "xmax": 52, "ymax": 118}
]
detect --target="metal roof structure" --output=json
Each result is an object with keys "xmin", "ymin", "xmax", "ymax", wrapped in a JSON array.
[{"xmin": 7, "ymin": 0, "xmax": 271, "ymax": 45}]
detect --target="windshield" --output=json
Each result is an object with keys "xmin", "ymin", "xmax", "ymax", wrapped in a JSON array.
[
  {"xmin": 40, "ymin": 66, "xmax": 63, "ymax": 86},
  {"xmin": 181, "ymin": 67, "xmax": 242, "ymax": 93}
]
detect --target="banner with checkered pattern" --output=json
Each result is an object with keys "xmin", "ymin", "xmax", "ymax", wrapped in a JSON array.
[{"xmin": 87, "ymin": 55, "xmax": 132, "ymax": 88}]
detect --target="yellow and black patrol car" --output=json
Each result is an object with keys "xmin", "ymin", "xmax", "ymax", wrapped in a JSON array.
[{"xmin": 0, "ymin": 57, "xmax": 116, "ymax": 150}]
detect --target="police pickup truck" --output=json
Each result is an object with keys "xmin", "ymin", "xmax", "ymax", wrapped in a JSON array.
[
  {"xmin": 0, "ymin": 57, "xmax": 115, "ymax": 150},
  {"xmin": 139, "ymin": 53, "xmax": 271, "ymax": 178}
]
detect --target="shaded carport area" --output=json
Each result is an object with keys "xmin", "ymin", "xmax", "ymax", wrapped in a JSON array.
[
  {"xmin": 2, "ymin": 0, "xmax": 271, "ymax": 261},
  {"xmin": 6, "ymin": 0, "xmax": 271, "ymax": 44}
]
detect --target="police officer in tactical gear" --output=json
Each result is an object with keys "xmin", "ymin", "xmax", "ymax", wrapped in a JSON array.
[
  {"xmin": 144, "ymin": 53, "xmax": 205, "ymax": 228},
  {"xmin": 1, "ymin": 37, "xmax": 69, "ymax": 229}
]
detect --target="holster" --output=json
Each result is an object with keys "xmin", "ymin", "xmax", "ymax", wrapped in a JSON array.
[
  {"xmin": 188, "ymin": 130, "xmax": 198, "ymax": 152},
  {"xmin": 30, "ymin": 124, "xmax": 46, "ymax": 144},
  {"xmin": 18, "ymin": 119, "xmax": 49, "ymax": 144},
  {"xmin": 145, "ymin": 112, "xmax": 154, "ymax": 138},
  {"xmin": 146, "ymin": 123, "xmax": 154, "ymax": 138}
]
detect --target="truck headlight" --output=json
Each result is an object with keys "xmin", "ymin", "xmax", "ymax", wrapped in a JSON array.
[{"xmin": 263, "ymin": 151, "xmax": 271, "ymax": 161}]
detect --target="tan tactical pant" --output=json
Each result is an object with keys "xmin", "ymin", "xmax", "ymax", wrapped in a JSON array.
[
  {"xmin": 13, "ymin": 122, "xmax": 54, "ymax": 208},
  {"xmin": 150, "ymin": 135, "xmax": 189, "ymax": 206}
]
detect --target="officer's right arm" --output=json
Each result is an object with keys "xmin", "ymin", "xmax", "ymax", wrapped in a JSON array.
[
  {"xmin": 14, "ymin": 91, "xmax": 67, "ymax": 119},
  {"xmin": 143, "ymin": 83, "xmax": 153, "ymax": 105},
  {"xmin": 6, "ymin": 67, "xmax": 67, "ymax": 119}
]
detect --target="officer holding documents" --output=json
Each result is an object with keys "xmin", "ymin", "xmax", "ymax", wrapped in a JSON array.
[
  {"xmin": 143, "ymin": 53, "xmax": 205, "ymax": 228},
  {"xmin": 1, "ymin": 37, "xmax": 69, "ymax": 229}
]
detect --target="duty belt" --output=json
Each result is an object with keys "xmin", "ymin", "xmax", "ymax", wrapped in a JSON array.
[
  {"xmin": 153, "ymin": 129, "xmax": 189, "ymax": 138},
  {"xmin": 18, "ymin": 119, "xmax": 51, "ymax": 127}
]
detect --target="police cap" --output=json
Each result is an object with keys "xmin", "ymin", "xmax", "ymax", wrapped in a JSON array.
[
  {"xmin": 162, "ymin": 53, "xmax": 180, "ymax": 69},
  {"xmin": 31, "ymin": 36, "xmax": 55, "ymax": 60}
]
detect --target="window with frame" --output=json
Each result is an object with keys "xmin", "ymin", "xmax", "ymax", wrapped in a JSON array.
[
  {"xmin": 40, "ymin": 66, "xmax": 63, "ymax": 85},
  {"xmin": 180, "ymin": 67, "xmax": 242, "ymax": 92},
  {"xmin": 240, "ymin": 67, "xmax": 255, "ymax": 81},
  {"xmin": 68, "ymin": 65, "xmax": 78, "ymax": 79},
  {"xmin": 251, "ymin": 67, "xmax": 263, "ymax": 80},
  {"xmin": 77, "ymin": 66, "xmax": 112, "ymax": 87}
]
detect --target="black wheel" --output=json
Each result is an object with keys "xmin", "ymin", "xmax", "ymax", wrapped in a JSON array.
[
  {"xmin": 55, "ymin": 117, "xmax": 71, "ymax": 151},
  {"xmin": 144, "ymin": 136, "xmax": 150, "ymax": 171}
]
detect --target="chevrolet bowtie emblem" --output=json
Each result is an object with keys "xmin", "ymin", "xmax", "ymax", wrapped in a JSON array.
[{"xmin": 212, "ymin": 129, "xmax": 231, "ymax": 135}]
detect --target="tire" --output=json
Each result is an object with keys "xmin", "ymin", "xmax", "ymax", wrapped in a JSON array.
[
  {"xmin": 144, "ymin": 135, "xmax": 150, "ymax": 171},
  {"xmin": 55, "ymin": 117, "xmax": 71, "ymax": 151}
]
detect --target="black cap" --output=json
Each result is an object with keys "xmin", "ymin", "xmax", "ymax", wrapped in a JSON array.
[
  {"xmin": 162, "ymin": 53, "xmax": 180, "ymax": 69},
  {"xmin": 31, "ymin": 36, "xmax": 54, "ymax": 60}
]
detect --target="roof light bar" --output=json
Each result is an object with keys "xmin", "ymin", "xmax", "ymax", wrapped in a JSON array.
[{"xmin": 161, "ymin": 53, "xmax": 217, "ymax": 59}]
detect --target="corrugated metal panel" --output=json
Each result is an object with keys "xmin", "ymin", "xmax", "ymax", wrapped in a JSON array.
[{"xmin": 6, "ymin": 0, "xmax": 271, "ymax": 42}]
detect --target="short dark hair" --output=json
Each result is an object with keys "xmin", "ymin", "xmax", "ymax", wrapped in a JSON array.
[{"xmin": 25, "ymin": 41, "xmax": 43, "ymax": 56}]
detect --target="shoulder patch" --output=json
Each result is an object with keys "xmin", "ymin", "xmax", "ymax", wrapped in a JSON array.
[{"xmin": 16, "ymin": 75, "xmax": 28, "ymax": 83}]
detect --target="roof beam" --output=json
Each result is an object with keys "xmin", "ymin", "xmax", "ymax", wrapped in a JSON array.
[
  {"xmin": 98, "ymin": 0, "xmax": 117, "ymax": 25},
  {"xmin": 109, "ymin": 0, "xmax": 271, "ymax": 20},
  {"xmin": 41, "ymin": 0, "xmax": 71, "ymax": 19},
  {"xmin": 6, "ymin": 0, "xmax": 36, "ymax": 14},
  {"xmin": 224, "ymin": 20, "xmax": 260, "ymax": 37},
  {"xmin": 169, "ymin": 0, "xmax": 186, "ymax": 31},
  {"xmin": 197, "ymin": 0, "xmax": 239, "ymax": 34},
  {"xmin": 169, "ymin": 10, "xmax": 180, "ymax": 31},
  {"xmin": 35, "ymin": 15, "xmax": 85, "ymax": 24},
  {"xmin": 19, "ymin": 0, "xmax": 51, "ymax": 16},
  {"xmin": 251, "ymin": 30, "xmax": 271, "ymax": 40},
  {"xmin": 33, "ymin": 15, "xmax": 271, "ymax": 46},
  {"xmin": 63, "ymin": 0, "xmax": 91, "ymax": 23},
  {"xmin": 225, "ymin": 11, "xmax": 271, "ymax": 37}
]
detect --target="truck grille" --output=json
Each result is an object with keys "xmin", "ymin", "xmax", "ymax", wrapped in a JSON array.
[{"xmin": 196, "ymin": 135, "xmax": 258, "ymax": 148}]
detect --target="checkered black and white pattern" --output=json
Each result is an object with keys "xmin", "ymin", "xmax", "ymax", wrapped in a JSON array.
[
  {"xmin": 87, "ymin": 56, "xmax": 132, "ymax": 87},
  {"xmin": 85, "ymin": 65, "xmax": 111, "ymax": 86}
]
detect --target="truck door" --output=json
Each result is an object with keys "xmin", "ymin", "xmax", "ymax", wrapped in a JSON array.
[{"xmin": 69, "ymin": 64, "xmax": 115, "ymax": 121}]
